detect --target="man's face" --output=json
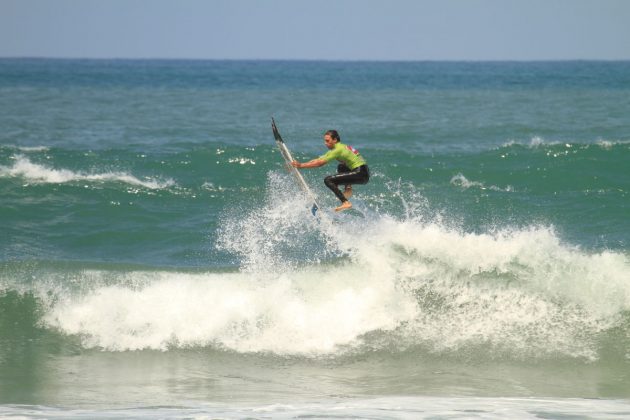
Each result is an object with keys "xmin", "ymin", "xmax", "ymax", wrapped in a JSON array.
[{"xmin": 324, "ymin": 134, "xmax": 336, "ymax": 149}]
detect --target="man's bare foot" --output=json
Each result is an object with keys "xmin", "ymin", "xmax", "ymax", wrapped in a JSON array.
[
  {"xmin": 335, "ymin": 201, "xmax": 352, "ymax": 212},
  {"xmin": 343, "ymin": 186, "xmax": 353, "ymax": 199}
]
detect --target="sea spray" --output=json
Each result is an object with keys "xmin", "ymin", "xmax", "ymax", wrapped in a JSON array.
[{"xmin": 215, "ymin": 171, "xmax": 344, "ymax": 272}]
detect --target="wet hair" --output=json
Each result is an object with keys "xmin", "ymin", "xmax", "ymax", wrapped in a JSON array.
[{"xmin": 324, "ymin": 130, "xmax": 341, "ymax": 142}]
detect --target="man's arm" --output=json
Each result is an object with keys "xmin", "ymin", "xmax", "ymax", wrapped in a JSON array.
[{"xmin": 291, "ymin": 159, "xmax": 327, "ymax": 169}]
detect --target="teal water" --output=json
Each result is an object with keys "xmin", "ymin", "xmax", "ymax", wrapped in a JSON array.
[{"xmin": 1, "ymin": 59, "xmax": 630, "ymax": 417}]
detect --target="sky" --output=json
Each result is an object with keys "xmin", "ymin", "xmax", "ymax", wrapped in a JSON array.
[{"xmin": 1, "ymin": 0, "xmax": 629, "ymax": 61}]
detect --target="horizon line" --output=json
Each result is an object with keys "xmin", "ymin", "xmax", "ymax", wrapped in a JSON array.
[{"xmin": 2, "ymin": 56, "xmax": 630, "ymax": 63}]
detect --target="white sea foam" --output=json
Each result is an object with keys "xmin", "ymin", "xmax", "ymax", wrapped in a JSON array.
[
  {"xmin": 228, "ymin": 157, "xmax": 256, "ymax": 165},
  {"xmin": 501, "ymin": 136, "xmax": 549, "ymax": 148},
  {"xmin": 45, "ymin": 268, "xmax": 417, "ymax": 354},
  {"xmin": 450, "ymin": 173, "xmax": 514, "ymax": 192},
  {"xmin": 0, "ymin": 144, "xmax": 50, "ymax": 152},
  {"xmin": 529, "ymin": 136, "xmax": 546, "ymax": 147},
  {"xmin": 503, "ymin": 137, "xmax": 630, "ymax": 150},
  {"xmin": 347, "ymin": 219, "xmax": 629, "ymax": 359},
  {"xmin": 42, "ymin": 171, "xmax": 630, "ymax": 358},
  {"xmin": 2, "ymin": 396, "xmax": 629, "ymax": 419},
  {"xmin": 17, "ymin": 145, "xmax": 50, "ymax": 152},
  {"xmin": 43, "ymin": 218, "xmax": 630, "ymax": 358},
  {"xmin": 0, "ymin": 155, "xmax": 174, "ymax": 189},
  {"xmin": 596, "ymin": 139, "xmax": 630, "ymax": 150}
]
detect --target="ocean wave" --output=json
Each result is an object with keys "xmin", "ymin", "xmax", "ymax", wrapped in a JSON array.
[
  {"xmin": 18, "ymin": 221, "xmax": 627, "ymax": 360},
  {"xmin": 595, "ymin": 139, "xmax": 630, "ymax": 150},
  {"xmin": 450, "ymin": 173, "xmax": 514, "ymax": 192},
  {"xmin": 41, "ymin": 268, "xmax": 415, "ymax": 354},
  {"xmin": 16, "ymin": 145, "xmax": 50, "ymax": 152},
  {"xmin": 501, "ymin": 136, "xmax": 553, "ymax": 148},
  {"xmin": 501, "ymin": 136, "xmax": 630, "ymax": 150},
  {"xmin": 24, "ymin": 186, "xmax": 628, "ymax": 360},
  {"xmin": 5, "ymin": 171, "xmax": 629, "ymax": 360},
  {"xmin": 0, "ymin": 155, "xmax": 174, "ymax": 189},
  {"xmin": 0, "ymin": 144, "xmax": 50, "ymax": 152}
]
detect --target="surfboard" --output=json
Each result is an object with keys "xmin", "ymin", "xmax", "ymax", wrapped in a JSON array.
[{"xmin": 271, "ymin": 118, "xmax": 320, "ymax": 216}]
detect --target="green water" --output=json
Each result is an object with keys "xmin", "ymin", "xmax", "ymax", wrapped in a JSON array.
[{"xmin": 1, "ymin": 59, "xmax": 629, "ymax": 416}]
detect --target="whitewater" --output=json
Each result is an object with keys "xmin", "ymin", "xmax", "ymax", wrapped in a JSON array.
[{"xmin": 4, "ymin": 171, "xmax": 622, "ymax": 364}]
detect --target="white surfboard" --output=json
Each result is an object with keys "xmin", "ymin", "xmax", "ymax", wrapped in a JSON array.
[{"xmin": 271, "ymin": 118, "xmax": 320, "ymax": 216}]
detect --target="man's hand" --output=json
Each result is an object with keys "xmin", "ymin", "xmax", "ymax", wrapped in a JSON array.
[{"xmin": 290, "ymin": 161, "xmax": 301, "ymax": 168}]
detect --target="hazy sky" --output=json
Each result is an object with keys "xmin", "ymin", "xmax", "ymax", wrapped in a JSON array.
[{"xmin": 2, "ymin": 0, "xmax": 629, "ymax": 60}]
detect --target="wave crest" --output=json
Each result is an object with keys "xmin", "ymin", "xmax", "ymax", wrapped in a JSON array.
[{"xmin": 0, "ymin": 155, "xmax": 174, "ymax": 189}]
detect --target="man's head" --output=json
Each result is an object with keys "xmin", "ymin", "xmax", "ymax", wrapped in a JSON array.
[{"xmin": 324, "ymin": 130, "xmax": 340, "ymax": 149}]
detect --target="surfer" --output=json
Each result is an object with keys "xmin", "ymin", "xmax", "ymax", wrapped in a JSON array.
[{"xmin": 291, "ymin": 130, "xmax": 369, "ymax": 212}]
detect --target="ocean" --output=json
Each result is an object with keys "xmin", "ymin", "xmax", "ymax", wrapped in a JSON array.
[{"xmin": 0, "ymin": 58, "xmax": 629, "ymax": 418}]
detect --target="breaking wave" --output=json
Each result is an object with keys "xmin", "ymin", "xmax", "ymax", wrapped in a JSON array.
[
  {"xmin": 3, "ymin": 171, "xmax": 624, "ymax": 361},
  {"xmin": 0, "ymin": 155, "xmax": 174, "ymax": 189}
]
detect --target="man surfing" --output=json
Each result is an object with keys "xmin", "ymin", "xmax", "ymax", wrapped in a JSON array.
[{"xmin": 291, "ymin": 130, "xmax": 369, "ymax": 212}]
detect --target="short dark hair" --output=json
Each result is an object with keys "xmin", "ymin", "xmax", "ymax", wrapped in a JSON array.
[{"xmin": 325, "ymin": 130, "xmax": 340, "ymax": 142}]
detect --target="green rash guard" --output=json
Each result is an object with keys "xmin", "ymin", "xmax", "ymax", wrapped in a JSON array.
[{"xmin": 319, "ymin": 142, "xmax": 366, "ymax": 170}]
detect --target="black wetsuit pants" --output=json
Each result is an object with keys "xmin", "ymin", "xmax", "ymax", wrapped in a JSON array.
[{"xmin": 324, "ymin": 164, "xmax": 370, "ymax": 202}]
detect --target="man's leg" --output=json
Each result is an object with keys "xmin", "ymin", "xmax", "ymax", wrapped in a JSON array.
[
  {"xmin": 336, "ymin": 164, "xmax": 353, "ymax": 198},
  {"xmin": 324, "ymin": 165, "xmax": 369, "ymax": 211}
]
